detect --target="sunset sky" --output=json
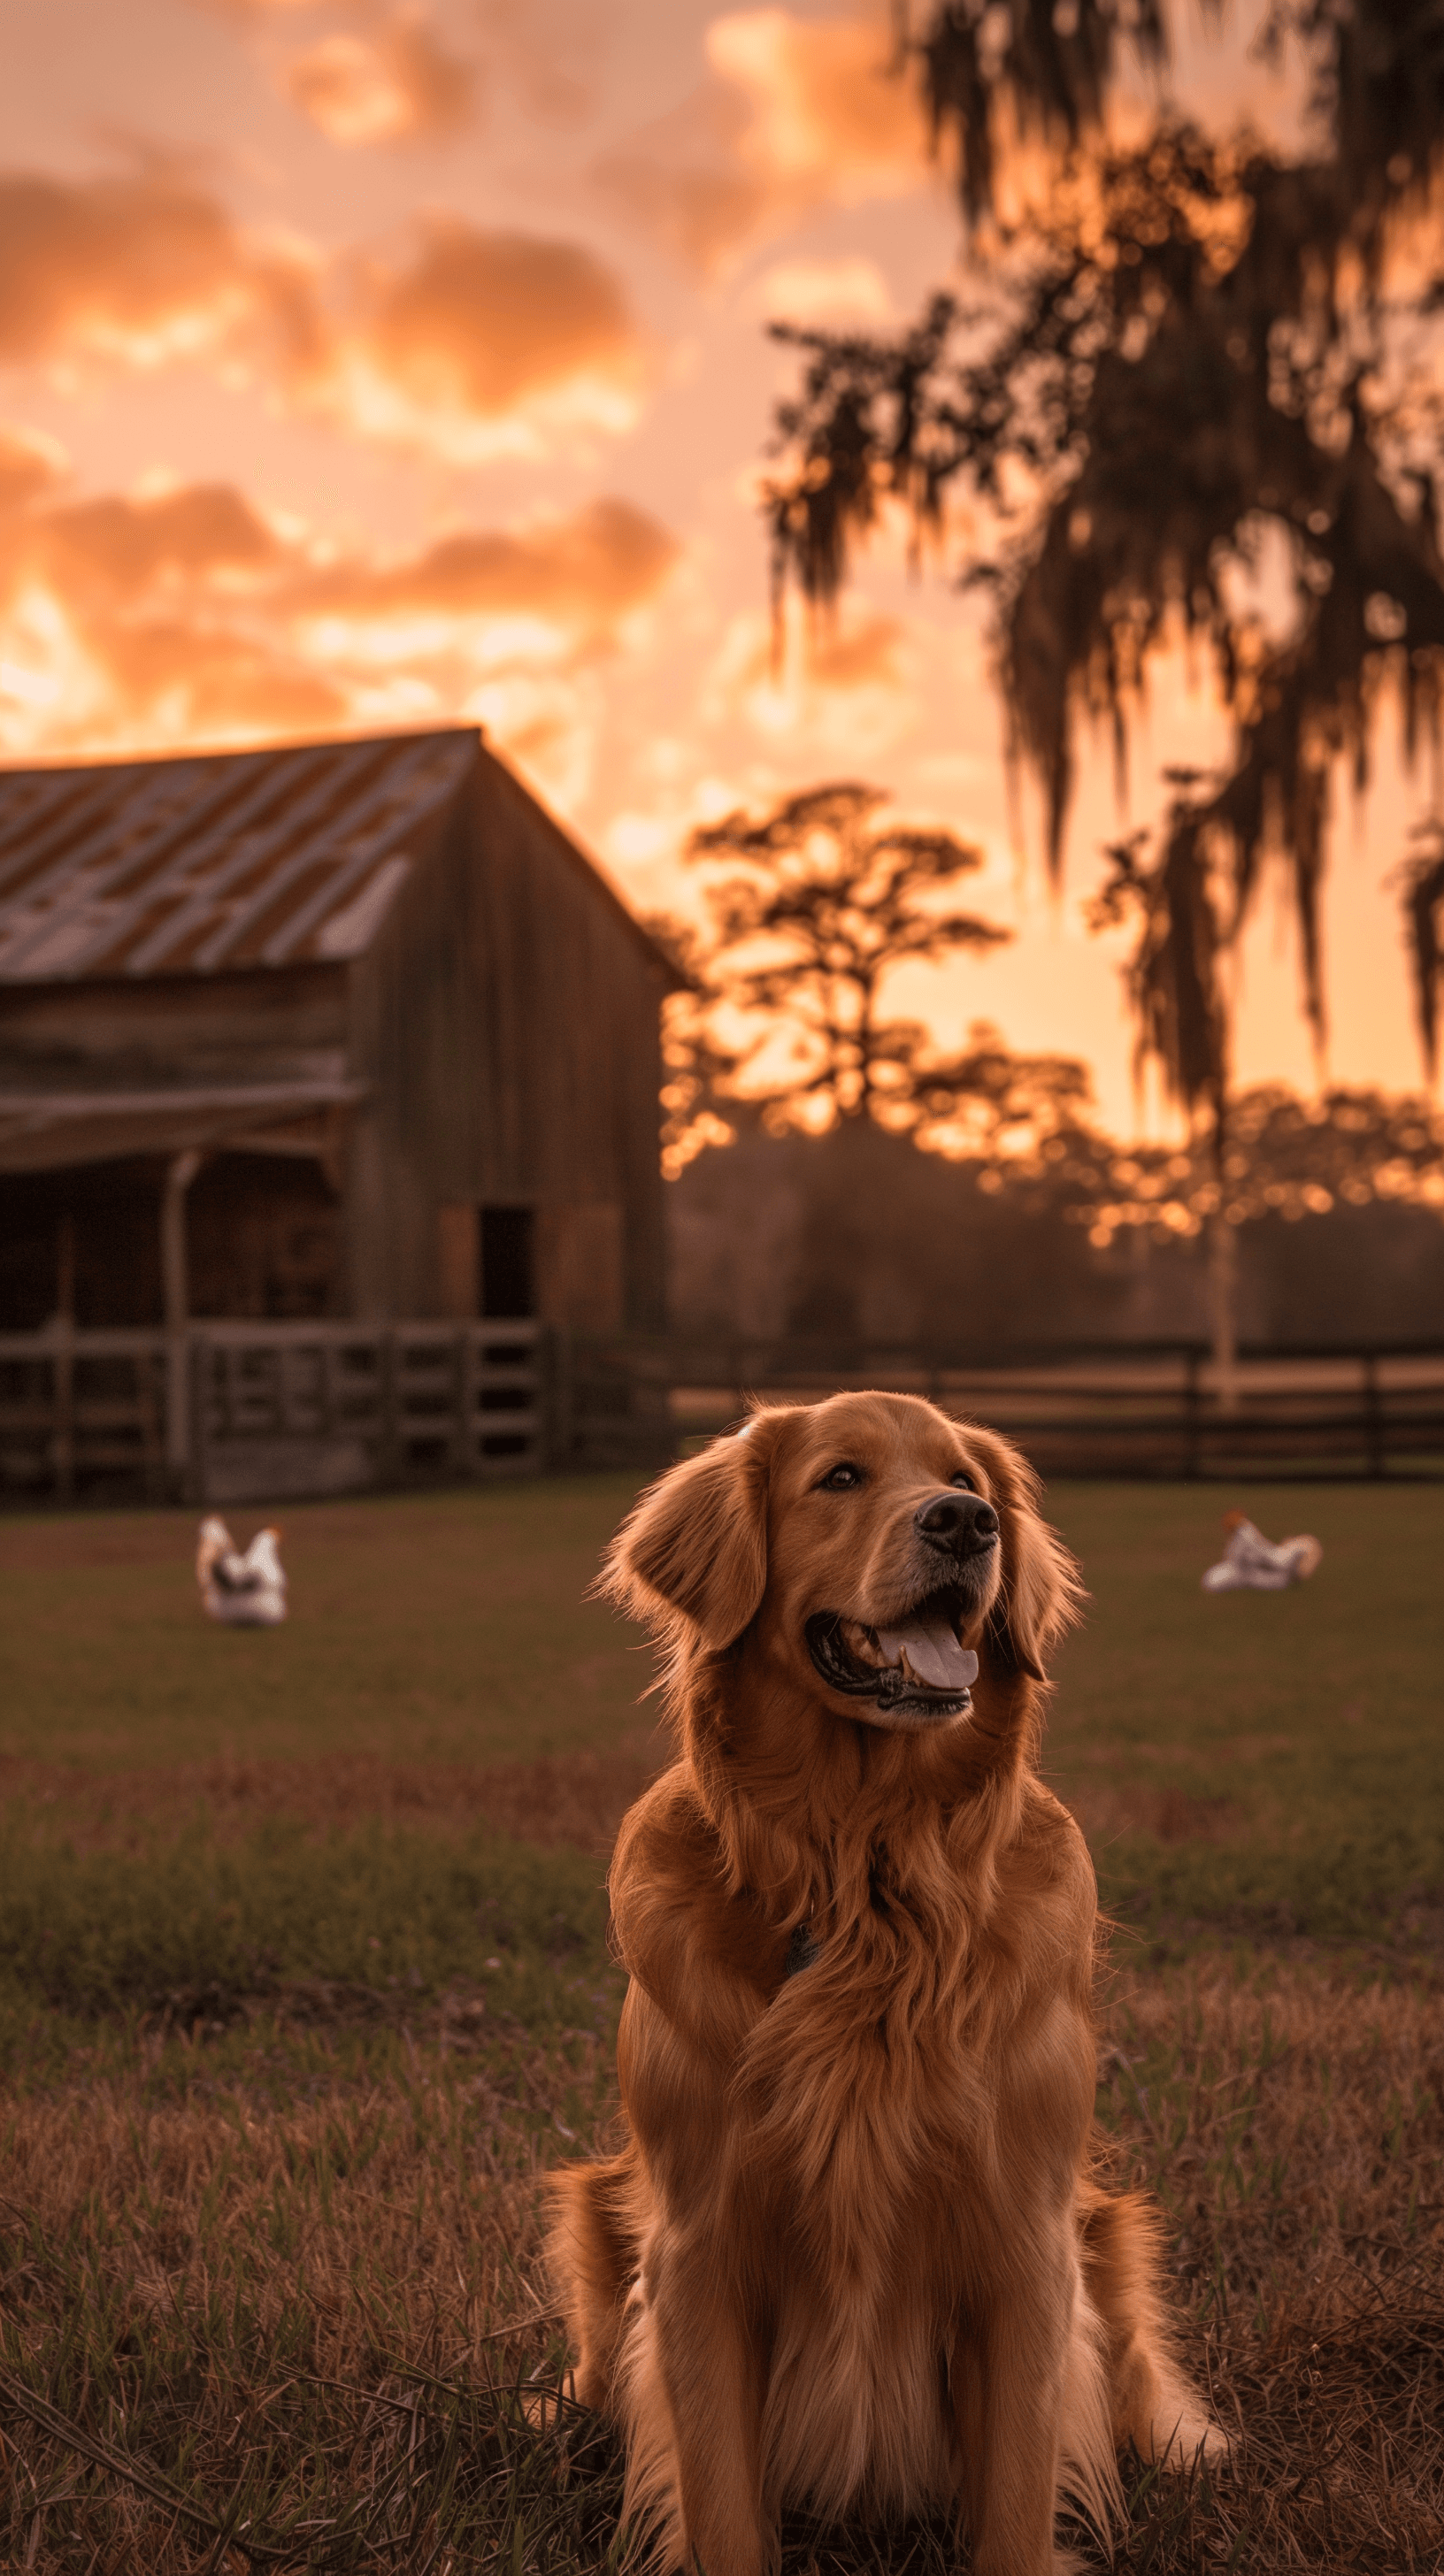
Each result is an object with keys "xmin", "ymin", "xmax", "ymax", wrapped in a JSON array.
[{"xmin": 1, "ymin": 0, "xmax": 1437, "ymax": 1132}]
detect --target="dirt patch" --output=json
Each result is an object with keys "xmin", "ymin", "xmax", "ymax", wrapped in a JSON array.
[{"xmin": 0, "ymin": 1744, "xmax": 665, "ymax": 1855}]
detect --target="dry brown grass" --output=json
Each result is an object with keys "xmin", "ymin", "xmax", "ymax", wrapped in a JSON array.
[
  {"xmin": 1092, "ymin": 1957, "xmax": 1444, "ymax": 2570},
  {"xmin": 2, "ymin": 1957, "xmax": 1442, "ymax": 2571},
  {"xmin": 0, "ymin": 1747, "xmax": 660, "ymax": 1856},
  {"xmin": 3, "ymin": 1474, "xmax": 1441, "ymax": 2564}
]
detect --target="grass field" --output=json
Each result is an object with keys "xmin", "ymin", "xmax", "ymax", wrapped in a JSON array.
[{"xmin": 2, "ymin": 1474, "xmax": 1442, "ymax": 2571}]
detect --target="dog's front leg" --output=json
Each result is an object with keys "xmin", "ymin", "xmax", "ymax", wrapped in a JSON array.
[
  {"xmin": 642, "ymin": 2221, "xmax": 772, "ymax": 2576},
  {"xmin": 950, "ymin": 2251, "xmax": 1079, "ymax": 2576}
]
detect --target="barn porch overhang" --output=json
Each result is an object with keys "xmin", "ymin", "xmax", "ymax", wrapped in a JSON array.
[
  {"xmin": 0, "ymin": 1077, "xmax": 368, "ymax": 1476},
  {"xmin": 0, "ymin": 1078, "xmax": 367, "ymax": 1176}
]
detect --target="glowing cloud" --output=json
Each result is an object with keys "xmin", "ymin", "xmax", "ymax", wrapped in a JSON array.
[
  {"xmin": 0, "ymin": 422, "xmax": 68, "ymax": 517},
  {"xmin": 0, "ymin": 165, "xmax": 649, "ymax": 459},
  {"xmin": 0, "ymin": 164, "xmax": 324, "ymax": 385},
  {"xmin": 597, "ymin": 7, "xmax": 928, "ymax": 275},
  {"xmin": 0, "ymin": 457, "xmax": 680, "ymax": 770},
  {"xmin": 325, "ymin": 218, "xmax": 649, "ymax": 458},
  {"xmin": 703, "ymin": 603, "xmax": 914, "ymax": 755},
  {"xmin": 756, "ymin": 253, "xmax": 893, "ymax": 323},
  {"xmin": 283, "ymin": 11, "xmax": 477, "ymax": 144}
]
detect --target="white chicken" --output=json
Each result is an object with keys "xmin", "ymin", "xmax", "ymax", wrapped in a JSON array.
[
  {"xmin": 1202, "ymin": 1509, "xmax": 1322, "ymax": 1593},
  {"xmin": 196, "ymin": 1516, "xmax": 288, "ymax": 1626}
]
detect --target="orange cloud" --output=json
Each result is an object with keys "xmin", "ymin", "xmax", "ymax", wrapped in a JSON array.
[
  {"xmin": 474, "ymin": 0, "xmax": 610, "ymax": 126},
  {"xmin": 0, "ymin": 162, "xmax": 649, "ymax": 456},
  {"xmin": 755, "ymin": 253, "xmax": 893, "ymax": 323},
  {"xmin": 0, "ymin": 423, "xmax": 66, "ymax": 518},
  {"xmin": 297, "ymin": 497, "xmax": 679, "ymax": 633},
  {"xmin": 35, "ymin": 482, "xmax": 282, "ymax": 600},
  {"xmin": 0, "ymin": 162, "xmax": 319, "ymax": 380},
  {"xmin": 207, "ymin": 0, "xmax": 604, "ymax": 134},
  {"xmin": 597, "ymin": 8, "xmax": 927, "ymax": 275},
  {"xmin": 329, "ymin": 218, "xmax": 649, "ymax": 456},
  {"xmin": 703, "ymin": 602, "xmax": 914, "ymax": 753},
  {"xmin": 283, "ymin": 11, "xmax": 477, "ymax": 143},
  {"xmin": 0, "ymin": 456, "xmax": 680, "ymax": 764},
  {"xmin": 193, "ymin": 0, "xmax": 334, "ymax": 16}
]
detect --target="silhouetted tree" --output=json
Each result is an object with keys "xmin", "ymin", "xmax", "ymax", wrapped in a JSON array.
[
  {"xmin": 1403, "ymin": 822, "xmax": 1444, "ymax": 1081},
  {"xmin": 764, "ymin": 0, "xmax": 1444, "ymax": 1382},
  {"xmin": 650, "ymin": 782, "xmax": 1096, "ymax": 1169}
]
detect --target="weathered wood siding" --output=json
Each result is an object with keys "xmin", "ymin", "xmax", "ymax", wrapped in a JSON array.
[
  {"xmin": 0, "ymin": 963, "xmax": 349, "ymax": 1090},
  {"xmin": 344, "ymin": 751, "xmax": 669, "ymax": 1326}
]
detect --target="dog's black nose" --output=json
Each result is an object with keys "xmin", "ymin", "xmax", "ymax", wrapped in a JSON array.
[{"xmin": 915, "ymin": 1491, "xmax": 999, "ymax": 1555}]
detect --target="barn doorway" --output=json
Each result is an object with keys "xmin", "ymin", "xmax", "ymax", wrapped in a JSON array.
[
  {"xmin": 0, "ymin": 1160, "xmax": 165, "ymax": 1329},
  {"xmin": 480, "ymin": 1206, "xmax": 535, "ymax": 1319}
]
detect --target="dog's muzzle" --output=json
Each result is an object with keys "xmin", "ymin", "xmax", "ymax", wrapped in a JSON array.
[{"xmin": 806, "ymin": 1596, "xmax": 979, "ymax": 1723}]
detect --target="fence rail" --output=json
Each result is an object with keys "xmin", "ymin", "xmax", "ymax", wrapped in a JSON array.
[
  {"xmin": 556, "ymin": 1335, "xmax": 1444, "ymax": 1484},
  {"xmin": 2, "ymin": 1324, "xmax": 1441, "ymax": 1504},
  {"xmin": 0, "ymin": 1320, "xmax": 546, "ymax": 1504}
]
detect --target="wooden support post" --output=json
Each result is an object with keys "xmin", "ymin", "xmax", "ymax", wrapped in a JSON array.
[
  {"xmin": 457, "ymin": 1326, "xmax": 479, "ymax": 1475},
  {"xmin": 1363, "ymin": 1351, "xmax": 1385, "ymax": 1479},
  {"xmin": 137, "ymin": 1344, "xmax": 164, "ymax": 1502},
  {"xmin": 1209, "ymin": 1212, "xmax": 1240, "ymax": 1417},
  {"xmin": 380, "ymin": 1327, "xmax": 401, "ymax": 1484},
  {"xmin": 161, "ymin": 1150, "xmax": 203, "ymax": 1495},
  {"xmin": 318, "ymin": 1338, "xmax": 334, "ymax": 1438},
  {"xmin": 189, "ymin": 1334, "xmax": 211, "ymax": 1505},
  {"xmin": 52, "ymin": 1213, "xmax": 76, "ymax": 1500},
  {"xmin": 1184, "ymin": 1346, "xmax": 1202, "ymax": 1481},
  {"xmin": 545, "ymin": 1324, "xmax": 573, "ymax": 1472}
]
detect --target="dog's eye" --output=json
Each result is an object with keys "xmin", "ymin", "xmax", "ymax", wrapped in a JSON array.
[
  {"xmin": 949, "ymin": 1470, "xmax": 976, "ymax": 1491},
  {"xmin": 819, "ymin": 1461, "xmax": 864, "ymax": 1491}
]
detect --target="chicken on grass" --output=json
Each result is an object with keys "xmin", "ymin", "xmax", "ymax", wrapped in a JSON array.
[
  {"xmin": 1202, "ymin": 1511, "xmax": 1322, "ymax": 1594},
  {"xmin": 196, "ymin": 1517, "xmax": 288, "ymax": 1627}
]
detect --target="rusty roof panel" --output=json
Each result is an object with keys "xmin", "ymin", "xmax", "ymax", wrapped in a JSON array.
[{"xmin": 0, "ymin": 730, "xmax": 478, "ymax": 983}]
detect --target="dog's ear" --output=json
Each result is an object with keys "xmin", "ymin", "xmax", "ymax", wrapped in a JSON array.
[
  {"xmin": 964, "ymin": 1425, "xmax": 1085, "ymax": 1681},
  {"xmin": 596, "ymin": 1412, "xmax": 783, "ymax": 1651}
]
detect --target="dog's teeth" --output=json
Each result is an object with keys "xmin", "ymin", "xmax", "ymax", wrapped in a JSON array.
[{"xmin": 841, "ymin": 1618, "xmax": 887, "ymax": 1668}]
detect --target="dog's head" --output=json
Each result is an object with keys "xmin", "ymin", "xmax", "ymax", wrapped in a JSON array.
[{"xmin": 600, "ymin": 1392, "xmax": 1082, "ymax": 1732}]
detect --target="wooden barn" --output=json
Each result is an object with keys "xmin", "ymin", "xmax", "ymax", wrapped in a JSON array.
[{"xmin": 0, "ymin": 728, "xmax": 676, "ymax": 1498}]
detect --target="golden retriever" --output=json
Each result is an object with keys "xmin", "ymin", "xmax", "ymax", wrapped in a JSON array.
[{"xmin": 547, "ymin": 1393, "xmax": 1217, "ymax": 2574}]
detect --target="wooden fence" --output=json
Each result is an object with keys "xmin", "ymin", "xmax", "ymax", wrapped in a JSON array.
[
  {"xmin": 0, "ymin": 1320, "xmax": 546, "ymax": 1505},
  {"xmin": 557, "ymin": 1336, "xmax": 1444, "ymax": 1485},
  {"xmin": 2, "ymin": 1324, "xmax": 1441, "ymax": 1504}
]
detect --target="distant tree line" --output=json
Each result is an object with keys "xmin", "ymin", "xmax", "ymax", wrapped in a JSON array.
[{"xmin": 652, "ymin": 780, "xmax": 1444, "ymax": 1375}]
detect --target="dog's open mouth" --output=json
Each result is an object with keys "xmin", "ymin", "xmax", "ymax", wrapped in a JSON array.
[{"xmin": 806, "ymin": 1591, "xmax": 979, "ymax": 1721}]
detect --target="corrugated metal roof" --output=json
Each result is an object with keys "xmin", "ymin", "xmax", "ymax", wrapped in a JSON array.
[{"xmin": 0, "ymin": 729, "xmax": 478, "ymax": 983}]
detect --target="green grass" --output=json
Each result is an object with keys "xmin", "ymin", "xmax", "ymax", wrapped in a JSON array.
[
  {"xmin": 1040, "ymin": 1481, "xmax": 1444, "ymax": 1947},
  {"xmin": 0, "ymin": 1821, "xmax": 620, "ymax": 2079},
  {"xmin": 3, "ymin": 1472, "xmax": 1440, "ymax": 1963},
  {"xmin": 0, "ymin": 1475, "xmax": 650, "ymax": 1773}
]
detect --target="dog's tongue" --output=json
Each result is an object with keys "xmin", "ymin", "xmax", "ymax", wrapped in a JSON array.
[{"xmin": 875, "ymin": 1619, "xmax": 979, "ymax": 1693}]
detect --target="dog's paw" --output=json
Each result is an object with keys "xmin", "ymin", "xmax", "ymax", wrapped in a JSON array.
[{"xmin": 520, "ymin": 2368, "xmax": 577, "ymax": 2429}]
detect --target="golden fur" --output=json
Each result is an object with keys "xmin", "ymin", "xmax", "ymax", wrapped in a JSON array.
[{"xmin": 547, "ymin": 1394, "xmax": 1218, "ymax": 2575}]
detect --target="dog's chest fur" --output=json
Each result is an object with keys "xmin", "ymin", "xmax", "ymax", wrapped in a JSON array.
[
  {"xmin": 736, "ymin": 1895, "xmax": 1018, "ymax": 2517},
  {"xmin": 745, "ymin": 1897, "xmax": 1009, "ymax": 2247}
]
